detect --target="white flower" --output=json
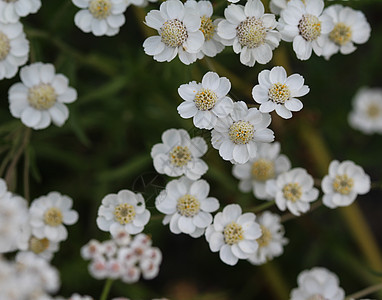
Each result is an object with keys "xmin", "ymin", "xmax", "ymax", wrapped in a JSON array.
[
  {"xmin": 252, "ymin": 66, "xmax": 310, "ymax": 119},
  {"xmin": 184, "ymin": 0, "xmax": 224, "ymax": 59},
  {"xmin": 232, "ymin": 142, "xmax": 291, "ymax": 200},
  {"xmin": 81, "ymin": 239, "xmax": 105, "ymax": 260},
  {"xmin": 322, "ymin": 5, "xmax": 371, "ymax": 60},
  {"xmin": 290, "ymin": 267, "xmax": 345, "ymax": 300},
  {"xmin": 266, "ymin": 168, "xmax": 319, "ymax": 216},
  {"xmin": 18, "ymin": 233, "xmax": 60, "ymax": 261},
  {"xmin": 8, "ymin": 62, "xmax": 78, "ymax": 130},
  {"xmin": 73, "ymin": 0, "xmax": 128, "ymax": 36},
  {"xmin": 217, "ymin": 0, "xmax": 281, "ymax": 67},
  {"xmin": 278, "ymin": 0, "xmax": 334, "ymax": 60},
  {"xmin": 29, "ymin": 192, "xmax": 79, "ymax": 242},
  {"xmin": 205, "ymin": 204, "xmax": 262, "ymax": 266},
  {"xmin": 156, "ymin": 176, "xmax": 219, "ymax": 237},
  {"xmin": 348, "ymin": 88, "xmax": 382, "ymax": 135},
  {"xmin": 247, "ymin": 211, "xmax": 288, "ymax": 265},
  {"xmin": 177, "ymin": 71, "xmax": 233, "ymax": 129},
  {"xmin": 110, "ymin": 226, "xmax": 131, "ymax": 246},
  {"xmin": 211, "ymin": 101, "xmax": 275, "ymax": 164},
  {"xmin": 143, "ymin": 0, "xmax": 204, "ymax": 65},
  {"xmin": 0, "ymin": 0, "xmax": 41, "ymax": 24},
  {"xmin": 125, "ymin": 0, "xmax": 157, "ymax": 8},
  {"xmin": 97, "ymin": 189, "xmax": 150, "ymax": 234},
  {"xmin": 321, "ymin": 160, "xmax": 370, "ymax": 209},
  {"xmin": 151, "ymin": 128, "xmax": 208, "ymax": 180},
  {"xmin": 68, "ymin": 294, "xmax": 94, "ymax": 300},
  {"xmin": 0, "ymin": 21, "xmax": 29, "ymax": 80}
]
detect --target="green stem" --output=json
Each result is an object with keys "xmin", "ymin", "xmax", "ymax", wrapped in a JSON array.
[
  {"xmin": 100, "ymin": 278, "xmax": 113, "ymax": 300},
  {"xmin": 249, "ymin": 200, "xmax": 275, "ymax": 213},
  {"xmin": 345, "ymin": 282, "xmax": 382, "ymax": 300}
]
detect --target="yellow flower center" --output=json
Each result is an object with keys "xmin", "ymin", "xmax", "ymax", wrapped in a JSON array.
[
  {"xmin": 3, "ymin": 0, "xmax": 18, "ymax": 2},
  {"xmin": 0, "ymin": 31, "xmax": 10, "ymax": 61},
  {"xmin": 307, "ymin": 295, "xmax": 327, "ymax": 300},
  {"xmin": 160, "ymin": 19, "xmax": 188, "ymax": 47},
  {"xmin": 169, "ymin": 146, "xmax": 192, "ymax": 167},
  {"xmin": 298, "ymin": 14, "xmax": 321, "ymax": 41},
  {"xmin": 89, "ymin": 0, "xmax": 111, "ymax": 19},
  {"xmin": 224, "ymin": 222, "xmax": 244, "ymax": 245},
  {"xmin": 333, "ymin": 174, "xmax": 354, "ymax": 195},
  {"xmin": 251, "ymin": 159, "xmax": 275, "ymax": 181},
  {"xmin": 269, "ymin": 83, "xmax": 291, "ymax": 104},
  {"xmin": 29, "ymin": 237, "xmax": 50, "ymax": 254},
  {"xmin": 114, "ymin": 203, "xmax": 136, "ymax": 225},
  {"xmin": 329, "ymin": 22, "xmax": 352, "ymax": 46},
  {"xmin": 176, "ymin": 194, "xmax": 200, "ymax": 217},
  {"xmin": 194, "ymin": 88, "xmax": 218, "ymax": 111},
  {"xmin": 200, "ymin": 15, "xmax": 215, "ymax": 41},
  {"xmin": 28, "ymin": 84, "xmax": 56, "ymax": 110},
  {"xmin": 282, "ymin": 183, "xmax": 302, "ymax": 202},
  {"xmin": 366, "ymin": 104, "xmax": 380, "ymax": 118},
  {"xmin": 257, "ymin": 225, "xmax": 272, "ymax": 248},
  {"xmin": 43, "ymin": 207, "xmax": 63, "ymax": 227},
  {"xmin": 229, "ymin": 121, "xmax": 254, "ymax": 145},
  {"xmin": 236, "ymin": 17, "xmax": 266, "ymax": 48}
]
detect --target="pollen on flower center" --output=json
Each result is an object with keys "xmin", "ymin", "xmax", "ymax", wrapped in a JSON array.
[
  {"xmin": 29, "ymin": 237, "xmax": 50, "ymax": 254},
  {"xmin": 44, "ymin": 207, "xmax": 63, "ymax": 227},
  {"xmin": 251, "ymin": 159, "xmax": 275, "ymax": 181},
  {"xmin": 236, "ymin": 17, "xmax": 266, "ymax": 48},
  {"xmin": 2, "ymin": 0, "xmax": 18, "ymax": 2},
  {"xmin": 229, "ymin": 121, "xmax": 254, "ymax": 145},
  {"xmin": 330, "ymin": 22, "xmax": 352, "ymax": 46},
  {"xmin": 366, "ymin": 104, "xmax": 380, "ymax": 118},
  {"xmin": 194, "ymin": 88, "xmax": 218, "ymax": 111},
  {"xmin": 114, "ymin": 203, "xmax": 136, "ymax": 225},
  {"xmin": 200, "ymin": 15, "xmax": 215, "ymax": 41},
  {"xmin": 333, "ymin": 174, "xmax": 354, "ymax": 195},
  {"xmin": 298, "ymin": 14, "xmax": 321, "ymax": 41},
  {"xmin": 0, "ymin": 31, "xmax": 10, "ymax": 61},
  {"xmin": 307, "ymin": 295, "xmax": 327, "ymax": 300},
  {"xmin": 269, "ymin": 83, "xmax": 291, "ymax": 104},
  {"xmin": 169, "ymin": 146, "xmax": 192, "ymax": 167},
  {"xmin": 28, "ymin": 84, "xmax": 57, "ymax": 110},
  {"xmin": 282, "ymin": 183, "xmax": 302, "ymax": 202},
  {"xmin": 160, "ymin": 19, "xmax": 188, "ymax": 48},
  {"xmin": 224, "ymin": 222, "xmax": 244, "ymax": 245},
  {"xmin": 257, "ymin": 225, "xmax": 272, "ymax": 248},
  {"xmin": 89, "ymin": 0, "xmax": 111, "ymax": 19},
  {"xmin": 176, "ymin": 194, "xmax": 200, "ymax": 217}
]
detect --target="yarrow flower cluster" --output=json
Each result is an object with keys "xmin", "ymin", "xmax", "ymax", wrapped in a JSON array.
[
  {"xmin": 0, "ymin": 0, "xmax": 41, "ymax": 24},
  {"xmin": 82, "ymin": 232, "xmax": 162, "ymax": 283}
]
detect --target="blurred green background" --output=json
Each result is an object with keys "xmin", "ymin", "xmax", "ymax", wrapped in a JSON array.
[{"xmin": 1, "ymin": 0, "xmax": 382, "ymax": 299}]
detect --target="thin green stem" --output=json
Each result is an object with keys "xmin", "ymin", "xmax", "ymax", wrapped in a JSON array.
[
  {"xmin": 345, "ymin": 282, "xmax": 382, "ymax": 300},
  {"xmin": 100, "ymin": 278, "xmax": 114, "ymax": 300},
  {"xmin": 23, "ymin": 147, "xmax": 30, "ymax": 202},
  {"xmin": 249, "ymin": 200, "xmax": 276, "ymax": 213}
]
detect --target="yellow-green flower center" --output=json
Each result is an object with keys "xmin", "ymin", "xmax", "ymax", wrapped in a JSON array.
[
  {"xmin": 29, "ymin": 237, "xmax": 50, "ymax": 254},
  {"xmin": 28, "ymin": 84, "xmax": 56, "ymax": 110},
  {"xmin": 161, "ymin": 19, "xmax": 188, "ymax": 47},
  {"xmin": 252, "ymin": 159, "xmax": 275, "ymax": 181},
  {"xmin": 307, "ymin": 295, "xmax": 326, "ymax": 300},
  {"xmin": 330, "ymin": 22, "xmax": 352, "ymax": 46},
  {"xmin": 229, "ymin": 121, "xmax": 254, "ymax": 145},
  {"xmin": 114, "ymin": 203, "xmax": 136, "ymax": 225},
  {"xmin": 0, "ymin": 31, "xmax": 10, "ymax": 61},
  {"xmin": 89, "ymin": 0, "xmax": 111, "ymax": 19},
  {"xmin": 282, "ymin": 183, "xmax": 302, "ymax": 202},
  {"xmin": 177, "ymin": 194, "xmax": 200, "ymax": 217},
  {"xmin": 269, "ymin": 83, "xmax": 291, "ymax": 104},
  {"xmin": 200, "ymin": 15, "xmax": 215, "ymax": 41},
  {"xmin": 224, "ymin": 222, "xmax": 244, "ymax": 245},
  {"xmin": 169, "ymin": 146, "xmax": 192, "ymax": 167},
  {"xmin": 44, "ymin": 207, "xmax": 63, "ymax": 227},
  {"xmin": 333, "ymin": 174, "xmax": 354, "ymax": 195},
  {"xmin": 366, "ymin": 103, "xmax": 380, "ymax": 118},
  {"xmin": 237, "ymin": 17, "xmax": 266, "ymax": 48},
  {"xmin": 257, "ymin": 225, "xmax": 272, "ymax": 248},
  {"xmin": 298, "ymin": 14, "xmax": 321, "ymax": 41},
  {"xmin": 194, "ymin": 88, "xmax": 218, "ymax": 111}
]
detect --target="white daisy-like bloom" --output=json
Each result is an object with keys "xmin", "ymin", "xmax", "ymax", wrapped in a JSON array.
[
  {"xmin": 8, "ymin": 62, "xmax": 78, "ymax": 130},
  {"xmin": 184, "ymin": 0, "xmax": 224, "ymax": 59},
  {"xmin": 252, "ymin": 66, "xmax": 310, "ymax": 119},
  {"xmin": 97, "ymin": 189, "xmax": 150, "ymax": 234},
  {"xmin": 322, "ymin": 5, "xmax": 371, "ymax": 60},
  {"xmin": 155, "ymin": 176, "xmax": 220, "ymax": 238},
  {"xmin": 247, "ymin": 211, "xmax": 288, "ymax": 265},
  {"xmin": 0, "ymin": 0, "xmax": 41, "ymax": 24},
  {"xmin": 29, "ymin": 192, "xmax": 79, "ymax": 243},
  {"xmin": 151, "ymin": 128, "xmax": 208, "ymax": 180},
  {"xmin": 321, "ymin": 160, "xmax": 370, "ymax": 209},
  {"xmin": 290, "ymin": 267, "xmax": 345, "ymax": 300},
  {"xmin": 217, "ymin": 0, "xmax": 281, "ymax": 67},
  {"xmin": 177, "ymin": 71, "xmax": 233, "ymax": 129},
  {"xmin": 143, "ymin": 0, "xmax": 204, "ymax": 65},
  {"xmin": 205, "ymin": 204, "xmax": 262, "ymax": 266},
  {"xmin": 125, "ymin": 0, "xmax": 156, "ymax": 7},
  {"xmin": 81, "ymin": 239, "xmax": 105, "ymax": 260},
  {"xmin": 211, "ymin": 101, "xmax": 275, "ymax": 164},
  {"xmin": 18, "ymin": 231, "xmax": 60, "ymax": 261},
  {"xmin": 266, "ymin": 168, "xmax": 319, "ymax": 216},
  {"xmin": 278, "ymin": 0, "xmax": 334, "ymax": 60},
  {"xmin": 72, "ymin": 0, "xmax": 128, "ymax": 36},
  {"xmin": 232, "ymin": 142, "xmax": 291, "ymax": 200},
  {"xmin": 348, "ymin": 88, "xmax": 382, "ymax": 135},
  {"xmin": 0, "ymin": 21, "xmax": 29, "ymax": 80},
  {"xmin": 68, "ymin": 294, "xmax": 94, "ymax": 300}
]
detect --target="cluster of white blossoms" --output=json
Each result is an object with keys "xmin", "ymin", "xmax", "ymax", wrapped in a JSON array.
[
  {"xmin": 81, "ymin": 231, "xmax": 162, "ymax": 283},
  {"xmin": 348, "ymin": 87, "xmax": 382, "ymax": 135},
  {"xmin": 0, "ymin": 0, "xmax": 41, "ymax": 24}
]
